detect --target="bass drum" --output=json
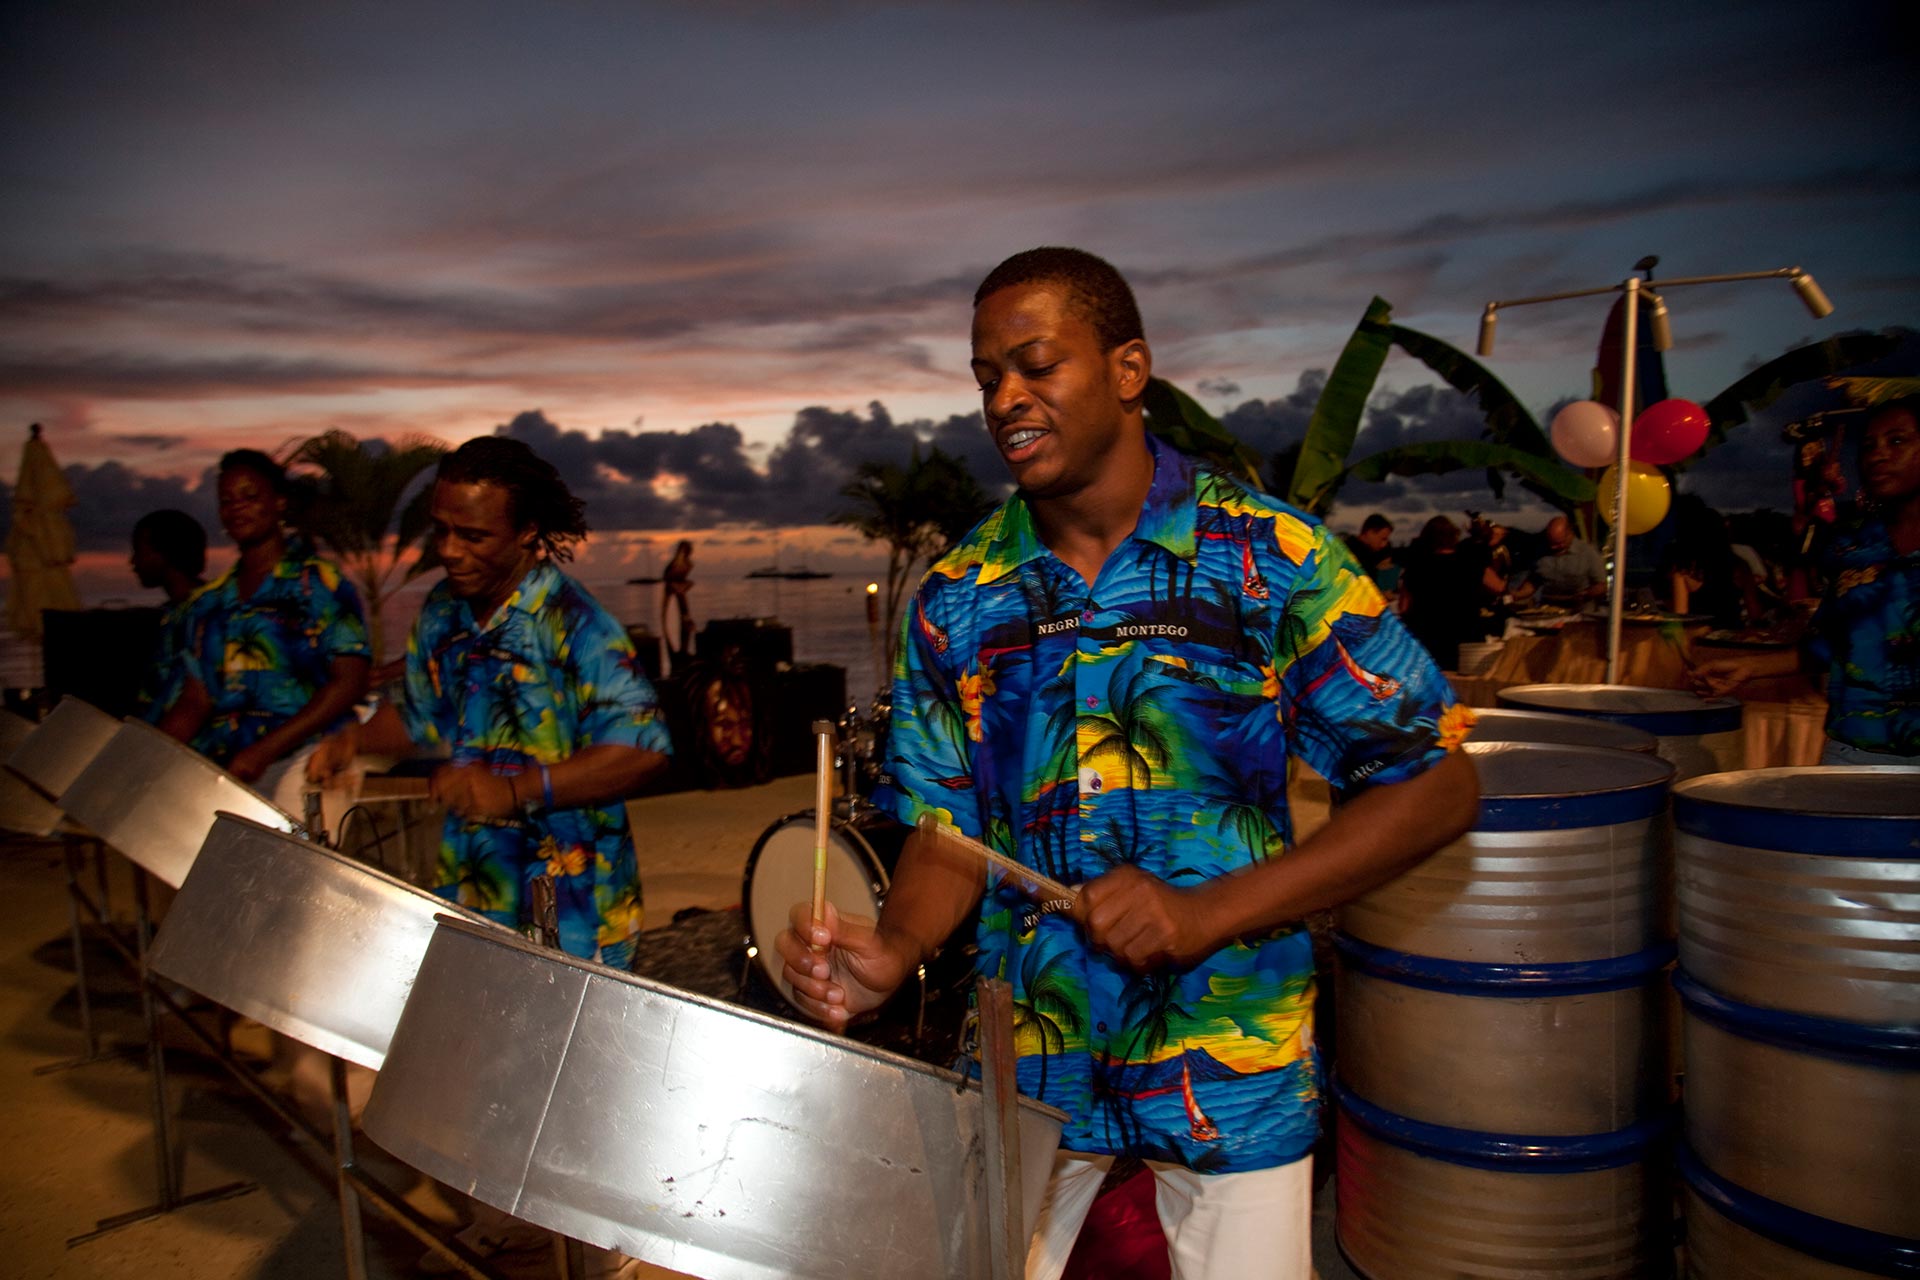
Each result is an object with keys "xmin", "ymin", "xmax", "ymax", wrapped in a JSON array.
[{"xmin": 743, "ymin": 809, "xmax": 899, "ymax": 1011}]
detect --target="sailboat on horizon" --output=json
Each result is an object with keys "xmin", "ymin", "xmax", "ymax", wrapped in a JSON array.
[{"xmin": 744, "ymin": 532, "xmax": 833, "ymax": 580}]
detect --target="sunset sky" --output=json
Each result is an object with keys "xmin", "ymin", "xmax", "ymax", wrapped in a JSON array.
[{"xmin": 2, "ymin": 0, "xmax": 1916, "ymax": 568}]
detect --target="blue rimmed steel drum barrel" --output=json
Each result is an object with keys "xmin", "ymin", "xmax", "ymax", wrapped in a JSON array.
[
  {"xmin": 1673, "ymin": 766, "xmax": 1920, "ymax": 1279},
  {"xmin": 1334, "ymin": 742, "xmax": 1679, "ymax": 1279},
  {"xmin": 1496, "ymin": 685, "xmax": 1743, "ymax": 781}
]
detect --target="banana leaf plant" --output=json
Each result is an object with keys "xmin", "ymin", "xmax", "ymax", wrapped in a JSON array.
[
  {"xmin": 1137, "ymin": 294, "xmax": 1589, "ymax": 517},
  {"xmin": 1693, "ymin": 331, "xmax": 1908, "ymax": 461},
  {"xmin": 1142, "ymin": 377, "xmax": 1265, "ymax": 486}
]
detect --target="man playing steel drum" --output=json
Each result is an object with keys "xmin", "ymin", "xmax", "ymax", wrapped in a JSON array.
[
  {"xmin": 777, "ymin": 247, "xmax": 1479, "ymax": 1279},
  {"xmin": 309, "ymin": 436, "xmax": 670, "ymax": 1267}
]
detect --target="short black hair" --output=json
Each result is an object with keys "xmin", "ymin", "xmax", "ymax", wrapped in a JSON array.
[
  {"xmin": 1361, "ymin": 513, "xmax": 1393, "ymax": 534},
  {"xmin": 1866, "ymin": 395, "xmax": 1920, "ymax": 429},
  {"xmin": 437, "ymin": 436, "xmax": 589, "ymax": 561},
  {"xmin": 132, "ymin": 509, "xmax": 207, "ymax": 577},
  {"xmin": 219, "ymin": 448, "xmax": 288, "ymax": 493},
  {"xmin": 973, "ymin": 247, "xmax": 1144, "ymax": 352}
]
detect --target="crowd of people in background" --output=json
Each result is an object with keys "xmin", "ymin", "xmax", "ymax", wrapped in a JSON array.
[{"xmin": 1342, "ymin": 393, "xmax": 1918, "ymax": 763}]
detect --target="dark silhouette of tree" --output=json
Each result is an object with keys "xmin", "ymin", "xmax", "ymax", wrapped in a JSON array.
[
  {"xmin": 286, "ymin": 429, "xmax": 446, "ymax": 663},
  {"xmin": 835, "ymin": 445, "xmax": 992, "ymax": 671}
]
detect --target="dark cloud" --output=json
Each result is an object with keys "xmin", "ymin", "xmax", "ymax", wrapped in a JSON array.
[
  {"xmin": 0, "ymin": 459, "xmax": 217, "ymax": 555},
  {"xmin": 1218, "ymin": 370, "xmax": 1324, "ymax": 459},
  {"xmin": 111, "ymin": 433, "xmax": 184, "ymax": 450},
  {"xmin": 0, "ymin": 350, "xmax": 476, "ymax": 398},
  {"xmin": 494, "ymin": 401, "xmax": 1009, "ymax": 536}
]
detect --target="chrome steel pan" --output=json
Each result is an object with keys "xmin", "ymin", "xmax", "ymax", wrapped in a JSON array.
[
  {"xmin": 364, "ymin": 917, "xmax": 1067, "ymax": 1280},
  {"xmin": 57, "ymin": 719, "xmax": 295, "ymax": 887},
  {"xmin": 6, "ymin": 695, "xmax": 119, "ymax": 804},
  {"xmin": 148, "ymin": 813, "xmax": 503, "ymax": 1069},
  {"xmin": 0, "ymin": 710, "xmax": 63, "ymax": 837}
]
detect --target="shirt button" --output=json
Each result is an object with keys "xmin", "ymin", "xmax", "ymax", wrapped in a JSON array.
[
  {"xmin": 1081, "ymin": 610, "xmax": 1095, "ymax": 623},
  {"xmin": 1085, "ymin": 695, "xmax": 1098, "ymax": 709}
]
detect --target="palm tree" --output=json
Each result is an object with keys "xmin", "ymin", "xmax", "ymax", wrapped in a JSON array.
[
  {"xmin": 286, "ymin": 429, "xmax": 446, "ymax": 663},
  {"xmin": 1080, "ymin": 665, "xmax": 1177, "ymax": 793},
  {"xmin": 835, "ymin": 445, "xmax": 992, "ymax": 671}
]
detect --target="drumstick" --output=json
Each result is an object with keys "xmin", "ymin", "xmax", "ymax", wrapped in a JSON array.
[
  {"xmin": 915, "ymin": 814, "xmax": 1079, "ymax": 912},
  {"xmin": 811, "ymin": 720, "xmax": 835, "ymax": 940}
]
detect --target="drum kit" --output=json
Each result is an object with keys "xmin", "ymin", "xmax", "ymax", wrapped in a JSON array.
[
  {"xmin": 737, "ymin": 691, "xmax": 990, "ymax": 1049},
  {"xmin": 4, "ymin": 691, "xmax": 1062, "ymax": 1280}
]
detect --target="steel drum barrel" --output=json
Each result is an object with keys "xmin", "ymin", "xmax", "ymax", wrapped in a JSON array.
[
  {"xmin": 5, "ymin": 695, "xmax": 120, "ymax": 808},
  {"xmin": 55, "ymin": 719, "xmax": 295, "ymax": 887},
  {"xmin": 1335, "ymin": 742, "xmax": 1678, "ymax": 1279},
  {"xmin": 364, "ymin": 917, "xmax": 1065, "ymax": 1280},
  {"xmin": 1673, "ymin": 766, "xmax": 1920, "ymax": 1278},
  {"xmin": 147, "ymin": 813, "xmax": 502, "ymax": 1068},
  {"xmin": 1464, "ymin": 706, "xmax": 1658, "ymax": 754},
  {"xmin": 1496, "ymin": 684, "xmax": 1742, "ymax": 781},
  {"xmin": 0, "ymin": 710, "xmax": 64, "ymax": 836}
]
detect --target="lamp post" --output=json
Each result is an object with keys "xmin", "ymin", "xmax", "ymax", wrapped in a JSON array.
[{"xmin": 1477, "ymin": 266, "xmax": 1833, "ymax": 683}]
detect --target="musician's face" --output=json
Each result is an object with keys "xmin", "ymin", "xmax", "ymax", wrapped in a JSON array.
[
  {"xmin": 1861, "ymin": 408, "xmax": 1919, "ymax": 503},
  {"xmin": 430, "ymin": 480, "xmax": 537, "ymax": 613},
  {"xmin": 970, "ymin": 281, "xmax": 1146, "ymax": 500},
  {"xmin": 217, "ymin": 466, "xmax": 284, "ymax": 548}
]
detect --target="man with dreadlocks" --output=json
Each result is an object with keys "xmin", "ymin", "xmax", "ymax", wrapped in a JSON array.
[{"xmin": 312, "ymin": 436, "xmax": 670, "ymax": 968}]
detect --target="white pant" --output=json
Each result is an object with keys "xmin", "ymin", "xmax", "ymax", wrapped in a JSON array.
[{"xmin": 1024, "ymin": 1150, "xmax": 1312, "ymax": 1280}]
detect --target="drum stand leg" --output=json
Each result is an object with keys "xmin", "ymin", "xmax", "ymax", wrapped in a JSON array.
[
  {"xmin": 330, "ymin": 1055, "xmax": 371, "ymax": 1280},
  {"xmin": 976, "ymin": 977, "xmax": 1026, "ymax": 1280},
  {"xmin": 67, "ymin": 869, "xmax": 256, "ymax": 1246},
  {"xmin": 34, "ymin": 837, "xmax": 123, "ymax": 1074}
]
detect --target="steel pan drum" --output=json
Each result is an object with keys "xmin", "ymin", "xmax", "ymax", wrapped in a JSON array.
[
  {"xmin": 147, "ymin": 813, "xmax": 502, "ymax": 1069},
  {"xmin": 0, "ymin": 710, "xmax": 64, "ymax": 837},
  {"xmin": 56, "ymin": 719, "xmax": 295, "ymax": 886},
  {"xmin": 5, "ymin": 695, "xmax": 119, "ymax": 804},
  {"xmin": 364, "ymin": 917, "xmax": 1067, "ymax": 1280},
  {"xmin": 1496, "ymin": 683, "xmax": 1742, "ymax": 780},
  {"xmin": 1463, "ymin": 706, "xmax": 1657, "ymax": 754}
]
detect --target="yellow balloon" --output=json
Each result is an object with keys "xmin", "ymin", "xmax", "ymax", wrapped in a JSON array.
[{"xmin": 1598, "ymin": 461, "xmax": 1671, "ymax": 535}]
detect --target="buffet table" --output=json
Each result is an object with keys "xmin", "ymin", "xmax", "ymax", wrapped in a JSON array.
[{"xmin": 1446, "ymin": 620, "xmax": 1826, "ymax": 768}]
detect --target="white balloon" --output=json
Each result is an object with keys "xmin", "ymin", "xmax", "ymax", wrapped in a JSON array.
[{"xmin": 1549, "ymin": 400, "xmax": 1621, "ymax": 469}]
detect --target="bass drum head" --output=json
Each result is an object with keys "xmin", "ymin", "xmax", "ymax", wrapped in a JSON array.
[{"xmin": 743, "ymin": 811, "xmax": 889, "ymax": 1011}]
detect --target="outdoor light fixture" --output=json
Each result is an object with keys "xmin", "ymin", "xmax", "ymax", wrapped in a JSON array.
[
  {"xmin": 1477, "ymin": 263, "xmax": 1835, "ymax": 683},
  {"xmin": 1792, "ymin": 271, "xmax": 1834, "ymax": 319},
  {"xmin": 1645, "ymin": 291, "xmax": 1673, "ymax": 353}
]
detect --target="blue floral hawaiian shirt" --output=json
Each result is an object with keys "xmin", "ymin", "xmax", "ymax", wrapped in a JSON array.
[
  {"xmin": 1810, "ymin": 515, "xmax": 1919, "ymax": 756},
  {"xmin": 875, "ymin": 439, "xmax": 1470, "ymax": 1173},
  {"xmin": 399, "ymin": 562, "xmax": 672, "ymax": 970},
  {"xmin": 179, "ymin": 547, "xmax": 370, "ymax": 762}
]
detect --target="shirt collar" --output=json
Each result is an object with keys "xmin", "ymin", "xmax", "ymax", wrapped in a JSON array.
[
  {"xmin": 472, "ymin": 560, "xmax": 559, "ymax": 628},
  {"xmin": 977, "ymin": 435, "xmax": 1199, "ymax": 587},
  {"xmin": 209, "ymin": 545, "xmax": 306, "ymax": 593}
]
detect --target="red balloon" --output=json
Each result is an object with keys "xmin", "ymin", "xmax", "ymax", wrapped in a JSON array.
[{"xmin": 1631, "ymin": 398, "xmax": 1709, "ymax": 465}]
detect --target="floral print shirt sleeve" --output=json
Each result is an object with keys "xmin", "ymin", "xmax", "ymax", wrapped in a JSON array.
[
  {"xmin": 399, "ymin": 563, "xmax": 671, "ymax": 970},
  {"xmin": 874, "ymin": 438, "xmax": 1469, "ymax": 1174}
]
